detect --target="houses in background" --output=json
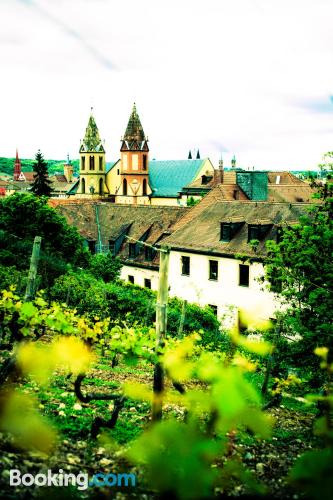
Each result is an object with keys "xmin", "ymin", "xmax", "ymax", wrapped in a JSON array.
[{"xmin": 51, "ymin": 187, "xmax": 313, "ymax": 330}]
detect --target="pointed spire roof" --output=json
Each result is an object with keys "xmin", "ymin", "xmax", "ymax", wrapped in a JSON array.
[
  {"xmin": 14, "ymin": 149, "xmax": 22, "ymax": 180},
  {"xmin": 80, "ymin": 109, "xmax": 105, "ymax": 153},
  {"xmin": 121, "ymin": 103, "xmax": 149, "ymax": 152},
  {"xmin": 124, "ymin": 103, "xmax": 146, "ymax": 141},
  {"xmin": 188, "ymin": 150, "xmax": 192, "ymax": 159},
  {"xmin": 196, "ymin": 149, "xmax": 200, "ymax": 159}
]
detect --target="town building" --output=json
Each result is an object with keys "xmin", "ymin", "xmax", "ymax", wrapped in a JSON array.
[{"xmin": 71, "ymin": 105, "xmax": 215, "ymax": 206}]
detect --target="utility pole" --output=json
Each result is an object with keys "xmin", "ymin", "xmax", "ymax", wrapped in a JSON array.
[
  {"xmin": 152, "ymin": 245, "xmax": 170, "ymax": 421},
  {"xmin": 24, "ymin": 236, "xmax": 42, "ymax": 302}
]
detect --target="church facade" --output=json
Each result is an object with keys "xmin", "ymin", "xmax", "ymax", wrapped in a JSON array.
[{"xmin": 73, "ymin": 104, "xmax": 215, "ymax": 206}]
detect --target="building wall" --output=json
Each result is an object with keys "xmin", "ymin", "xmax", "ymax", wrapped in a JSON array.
[
  {"xmin": 120, "ymin": 265, "xmax": 159, "ymax": 290},
  {"xmin": 168, "ymin": 250, "xmax": 280, "ymax": 329},
  {"xmin": 150, "ymin": 197, "xmax": 180, "ymax": 207},
  {"xmin": 118, "ymin": 249, "xmax": 280, "ymax": 331}
]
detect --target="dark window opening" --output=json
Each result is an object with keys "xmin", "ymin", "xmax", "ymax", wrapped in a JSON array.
[
  {"xmin": 181, "ymin": 256, "xmax": 190, "ymax": 276},
  {"xmin": 109, "ymin": 240, "xmax": 115, "ymax": 255},
  {"xmin": 208, "ymin": 304, "xmax": 218, "ymax": 316},
  {"xmin": 143, "ymin": 155, "xmax": 147, "ymax": 171},
  {"xmin": 129, "ymin": 243, "xmax": 136, "ymax": 258},
  {"xmin": 209, "ymin": 260, "xmax": 218, "ymax": 280},
  {"xmin": 89, "ymin": 156, "xmax": 95, "ymax": 170},
  {"xmin": 81, "ymin": 157, "xmax": 85, "ymax": 170},
  {"xmin": 117, "ymin": 169, "xmax": 120, "ymax": 175},
  {"xmin": 87, "ymin": 240, "xmax": 96, "ymax": 254},
  {"xmin": 128, "ymin": 275, "xmax": 134, "ymax": 284},
  {"xmin": 248, "ymin": 225, "xmax": 260, "ymax": 242},
  {"xmin": 99, "ymin": 178, "xmax": 103, "ymax": 195},
  {"xmin": 239, "ymin": 264, "xmax": 249, "ymax": 287},
  {"xmin": 144, "ymin": 278, "xmax": 151, "ymax": 289},
  {"xmin": 221, "ymin": 223, "xmax": 232, "ymax": 242},
  {"xmin": 99, "ymin": 156, "xmax": 103, "ymax": 171},
  {"xmin": 145, "ymin": 246, "xmax": 156, "ymax": 261},
  {"xmin": 142, "ymin": 179, "xmax": 147, "ymax": 196},
  {"xmin": 123, "ymin": 178, "xmax": 127, "ymax": 195},
  {"xmin": 81, "ymin": 177, "xmax": 86, "ymax": 194}
]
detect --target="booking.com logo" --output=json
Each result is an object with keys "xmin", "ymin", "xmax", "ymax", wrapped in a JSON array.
[{"xmin": 10, "ymin": 469, "xmax": 136, "ymax": 490}]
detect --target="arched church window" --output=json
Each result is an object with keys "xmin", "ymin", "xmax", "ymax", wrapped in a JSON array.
[
  {"xmin": 123, "ymin": 178, "xmax": 127, "ymax": 196},
  {"xmin": 89, "ymin": 156, "xmax": 95, "ymax": 170}
]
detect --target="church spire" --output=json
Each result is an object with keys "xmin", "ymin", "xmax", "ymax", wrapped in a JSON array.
[
  {"xmin": 14, "ymin": 149, "xmax": 22, "ymax": 180},
  {"xmin": 80, "ymin": 110, "xmax": 105, "ymax": 153},
  {"xmin": 121, "ymin": 103, "xmax": 148, "ymax": 151}
]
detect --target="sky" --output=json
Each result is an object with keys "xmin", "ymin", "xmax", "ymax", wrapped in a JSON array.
[{"xmin": 1, "ymin": 0, "xmax": 333, "ymax": 170}]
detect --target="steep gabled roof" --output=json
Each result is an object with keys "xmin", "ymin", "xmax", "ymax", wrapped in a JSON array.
[
  {"xmin": 53, "ymin": 202, "xmax": 188, "ymax": 268},
  {"xmin": 80, "ymin": 113, "xmax": 105, "ymax": 153},
  {"xmin": 163, "ymin": 200, "xmax": 312, "ymax": 259},
  {"xmin": 149, "ymin": 159, "xmax": 205, "ymax": 198}
]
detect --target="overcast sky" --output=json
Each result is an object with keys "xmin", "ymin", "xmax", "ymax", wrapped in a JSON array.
[{"xmin": 1, "ymin": 0, "xmax": 333, "ymax": 169}]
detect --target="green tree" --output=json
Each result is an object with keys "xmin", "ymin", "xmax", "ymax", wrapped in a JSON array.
[
  {"xmin": 31, "ymin": 150, "xmax": 53, "ymax": 197},
  {"xmin": 0, "ymin": 193, "xmax": 90, "ymax": 289},
  {"xmin": 264, "ymin": 179, "xmax": 333, "ymax": 383},
  {"xmin": 88, "ymin": 252, "xmax": 122, "ymax": 283}
]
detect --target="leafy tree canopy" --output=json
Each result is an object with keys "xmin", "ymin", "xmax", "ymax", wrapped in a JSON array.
[
  {"xmin": 0, "ymin": 193, "xmax": 90, "ymax": 287},
  {"xmin": 265, "ymin": 175, "xmax": 333, "ymax": 381}
]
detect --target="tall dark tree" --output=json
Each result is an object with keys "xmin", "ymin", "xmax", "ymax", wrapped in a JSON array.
[{"xmin": 31, "ymin": 149, "xmax": 53, "ymax": 197}]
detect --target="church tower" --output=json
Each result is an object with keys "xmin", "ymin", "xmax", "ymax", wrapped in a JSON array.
[
  {"xmin": 119, "ymin": 103, "xmax": 151, "ymax": 204},
  {"xmin": 13, "ymin": 149, "xmax": 22, "ymax": 181},
  {"xmin": 78, "ymin": 109, "xmax": 107, "ymax": 197}
]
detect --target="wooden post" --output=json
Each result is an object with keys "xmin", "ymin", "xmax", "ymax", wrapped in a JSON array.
[
  {"xmin": 152, "ymin": 246, "xmax": 170, "ymax": 421},
  {"xmin": 24, "ymin": 236, "xmax": 42, "ymax": 302}
]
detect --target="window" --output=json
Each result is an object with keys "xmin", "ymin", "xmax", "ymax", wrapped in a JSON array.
[
  {"xmin": 99, "ymin": 156, "xmax": 103, "ymax": 171},
  {"xmin": 109, "ymin": 240, "xmax": 115, "ymax": 255},
  {"xmin": 239, "ymin": 264, "xmax": 249, "ymax": 287},
  {"xmin": 128, "ymin": 275, "xmax": 134, "ymax": 284},
  {"xmin": 87, "ymin": 240, "xmax": 96, "ymax": 254},
  {"xmin": 81, "ymin": 157, "xmax": 85, "ymax": 170},
  {"xmin": 220, "ymin": 223, "xmax": 232, "ymax": 242},
  {"xmin": 123, "ymin": 178, "xmax": 127, "ymax": 195},
  {"xmin": 208, "ymin": 304, "xmax": 218, "ymax": 317},
  {"xmin": 117, "ymin": 169, "xmax": 120, "ymax": 175},
  {"xmin": 181, "ymin": 256, "xmax": 190, "ymax": 276},
  {"xmin": 129, "ymin": 243, "xmax": 136, "ymax": 258},
  {"xmin": 89, "ymin": 156, "xmax": 95, "ymax": 170},
  {"xmin": 145, "ymin": 246, "xmax": 155, "ymax": 261},
  {"xmin": 99, "ymin": 178, "xmax": 103, "ymax": 195},
  {"xmin": 209, "ymin": 260, "xmax": 218, "ymax": 280},
  {"xmin": 81, "ymin": 178, "xmax": 86, "ymax": 194},
  {"xmin": 143, "ymin": 154, "xmax": 147, "ymax": 171},
  {"xmin": 144, "ymin": 278, "xmax": 151, "ymax": 289},
  {"xmin": 142, "ymin": 179, "xmax": 147, "ymax": 196},
  {"xmin": 248, "ymin": 225, "xmax": 260, "ymax": 242}
]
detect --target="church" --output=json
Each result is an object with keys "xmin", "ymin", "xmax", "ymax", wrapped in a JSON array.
[{"xmin": 71, "ymin": 104, "xmax": 215, "ymax": 206}]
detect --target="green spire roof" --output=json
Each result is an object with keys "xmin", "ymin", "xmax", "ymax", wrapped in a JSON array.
[
  {"xmin": 123, "ymin": 103, "xmax": 147, "ymax": 144},
  {"xmin": 80, "ymin": 111, "xmax": 105, "ymax": 153}
]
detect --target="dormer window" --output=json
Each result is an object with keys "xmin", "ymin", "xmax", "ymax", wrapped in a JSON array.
[
  {"xmin": 129, "ymin": 243, "xmax": 136, "ymax": 258},
  {"xmin": 220, "ymin": 221, "xmax": 244, "ymax": 242},
  {"xmin": 248, "ymin": 224, "xmax": 260, "ymax": 241},
  {"xmin": 221, "ymin": 223, "xmax": 232, "ymax": 242},
  {"xmin": 247, "ymin": 223, "xmax": 272, "ymax": 242}
]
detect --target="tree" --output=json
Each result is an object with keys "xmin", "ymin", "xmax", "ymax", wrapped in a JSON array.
[
  {"xmin": 0, "ymin": 193, "xmax": 90, "ymax": 288},
  {"xmin": 88, "ymin": 252, "xmax": 122, "ymax": 283},
  {"xmin": 264, "ymin": 177, "xmax": 333, "ymax": 383},
  {"xmin": 31, "ymin": 150, "xmax": 53, "ymax": 197}
]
